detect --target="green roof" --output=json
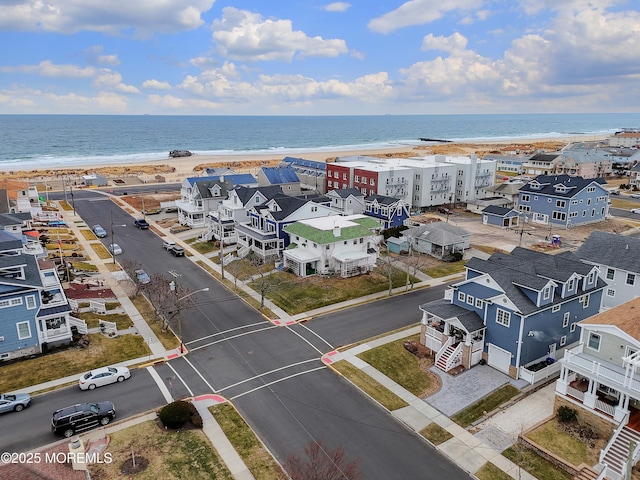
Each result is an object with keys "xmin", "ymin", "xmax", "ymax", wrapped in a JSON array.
[{"xmin": 284, "ymin": 217, "xmax": 380, "ymax": 244}]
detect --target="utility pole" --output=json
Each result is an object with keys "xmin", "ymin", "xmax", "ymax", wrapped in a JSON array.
[
  {"xmin": 68, "ymin": 175, "xmax": 76, "ymax": 216},
  {"xmin": 169, "ymin": 279, "xmax": 184, "ymax": 354},
  {"xmin": 219, "ymin": 210, "xmax": 225, "ymax": 279}
]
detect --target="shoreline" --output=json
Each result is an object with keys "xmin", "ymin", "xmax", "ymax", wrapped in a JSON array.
[{"xmin": 0, "ymin": 135, "xmax": 609, "ymax": 182}]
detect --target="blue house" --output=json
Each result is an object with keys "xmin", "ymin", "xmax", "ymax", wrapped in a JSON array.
[
  {"xmin": 364, "ymin": 194, "xmax": 410, "ymax": 229},
  {"xmin": 0, "ymin": 233, "xmax": 73, "ymax": 361},
  {"xmin": 516, "ymin": 174, "xmax": 609, "ymax": 228},
  {"xmin": 258, "ymin": 166, "xmax": 302, "ymax": 196},
  {"xmin": 419, "ymin": 247, "xmax": 605, "ymax": 381},
  {"xmin": 481, "ymin": 205, "xmax": 520, "ymax": 229}
]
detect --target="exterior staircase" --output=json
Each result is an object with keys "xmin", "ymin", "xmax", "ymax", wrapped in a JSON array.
[
  {"xmin": 601, "ymin": 426, "xmax": 640, "ymax": 479},
  {"xmin": 436, "ymin": 344, "xmax": 458, "ymax": 371},
  {"xmin": 573, "ymin": 465, "xmax": 599, "ymax": 480}
]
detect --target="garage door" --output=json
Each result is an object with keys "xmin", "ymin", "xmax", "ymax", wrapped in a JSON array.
[{"xmin": 488, "ymin": 344, "xmax": 511, "ymax": 374}]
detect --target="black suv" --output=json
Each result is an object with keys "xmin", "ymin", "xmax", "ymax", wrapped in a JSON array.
[
  {"xmin": 51, "ymin": 402, "xmax": 116, "ymax": 437},
  {"xmin": 134, "ymin": 218, "xmax": 150, "ymax": 229}
]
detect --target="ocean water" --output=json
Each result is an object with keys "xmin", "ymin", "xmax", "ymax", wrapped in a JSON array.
[{"xmin": 1, "ymin": 113, "xmax": 639, "ymax": 171}]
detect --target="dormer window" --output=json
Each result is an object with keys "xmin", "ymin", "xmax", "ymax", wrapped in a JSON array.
[
  {"xmin": 555, "ymin": 185, "xmax": 567, "ymax": 193},
  {"xmin": 543, "ymin": 286, "xmax": 551, "ymax": 300}
]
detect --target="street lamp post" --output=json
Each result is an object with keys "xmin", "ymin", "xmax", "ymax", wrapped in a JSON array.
[
  {"xmin": 110, "ymin": 210, "xmax": 126, "ymax": 264},
  {"xmin": 169, "ymin": 281, "xmax": 209, "ymax": 354}
]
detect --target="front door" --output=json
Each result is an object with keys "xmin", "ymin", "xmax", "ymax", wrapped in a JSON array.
[{"xmin": 548, "ymin": 343, "xmax": 556, "ymax": 360}]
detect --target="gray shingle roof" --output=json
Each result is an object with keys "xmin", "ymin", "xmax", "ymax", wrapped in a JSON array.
[
  {"xmin": 419, "ymin": 299, "xmax": 485, "ymax": 333},
  {"xmin": 519, "ymin": 174, "xmax": 606, "ymax": 198},
  {"xmin": 575, "ymin": 231, "xmax": 640, "ymax": 273},
  {"xmin": 234, "ymin": 185, "xmax": 283, "ymax": 206}
]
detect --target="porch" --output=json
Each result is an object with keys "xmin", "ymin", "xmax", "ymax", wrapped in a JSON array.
[{"xmin": 236, "ymin": 223, "xmax": 282, "ymax": 260}]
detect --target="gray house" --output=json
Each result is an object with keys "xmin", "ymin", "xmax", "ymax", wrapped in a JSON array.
[
  {"xmin": 575, "ymin": 231, "xmax": 640, "ymax": 310},
  {"xmin": 405, "ymin": 221, "xmax": 470, "ymax": 259}
]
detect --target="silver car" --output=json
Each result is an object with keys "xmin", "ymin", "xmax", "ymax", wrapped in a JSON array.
[
  {"xmin": 0, "ymin": 393, "xmax": 31, "ymax": 413},
  {"xmin": 93, "ymin": 225, "xmax": 107, "ymax": 238},
  {"xmin": 79, "ymin": 366, "xmax": 131, "ymax": 390}
]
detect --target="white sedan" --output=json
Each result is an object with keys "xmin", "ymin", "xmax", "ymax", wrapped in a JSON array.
[
  {"xmin": 108, "ymin": 243, "xmax": 122, "ymax": 255},
  {"xmin": 79, "ymin": 366, "xmax": 131, "ymax": 390},
  {"xmin": 631, "ymin": 209, "xmax": 640, "ymax": 214}
]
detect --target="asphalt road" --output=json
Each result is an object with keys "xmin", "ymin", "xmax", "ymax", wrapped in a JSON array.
[{"xmin": 2, "ymin": 189, "xmax": 471, "ymax": 479}]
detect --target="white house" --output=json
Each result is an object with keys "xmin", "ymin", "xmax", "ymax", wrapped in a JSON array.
[{"xmin": 283, "ymin": 215, "xmax": 381, "ymax": 277}]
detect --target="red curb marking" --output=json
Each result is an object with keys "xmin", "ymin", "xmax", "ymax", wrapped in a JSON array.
[
  {"xmin": 166, "ymin": 353, "xmax": 179, "ymax": 360},
  {"xmin": 323, "ymin": 357, "xmax": 333, "ymax": 364},
  {"xmin": 194, "ymin": 394, "xmax": 226, "ymax": 403}
]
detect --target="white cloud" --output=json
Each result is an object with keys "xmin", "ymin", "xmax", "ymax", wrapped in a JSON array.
[
  {"xmin": 142, "ymin": 79, "xmax": 172, "ymax": 90},
  {"xmin": 84, "ymin": 46, "xmax": 120, "ymax": 66},
  {"xmin": 0, "ymin": 0, "xmax": 214, "ymax": 35},
  {"xmin": 421, "ymin": 32, "xmax": 468, "ymax": 53},
  {"xmin": 368, "ymin": 0, "xmax": 484, "ymax": 34},
  {"xmin": 211, "ymin": 7, "xmax": 349, "ymax": 62},
  {"xmin": 0, "ymin": 60, "xmax": 96, "ymax": 78},
  {"xmin": 0, "ymin": 86, "xmax": 129, "ymax": 113},
  {"xmin": 324, "ymin": 2, "xmax": 351, "ymax": 12}
]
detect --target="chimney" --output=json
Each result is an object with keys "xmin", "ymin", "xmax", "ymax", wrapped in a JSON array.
[{"xmin": 333, "ymin": 224, "xmax": 341, "ymax": 237}]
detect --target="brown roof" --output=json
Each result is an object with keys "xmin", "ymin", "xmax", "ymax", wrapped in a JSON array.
[
  {"xmin": 0, "ymin": 179, "xmax": 29, "ymax": 200},
  {"xmin": 580, "ymin": 297, "xmax": 640, "ymax": 339}
]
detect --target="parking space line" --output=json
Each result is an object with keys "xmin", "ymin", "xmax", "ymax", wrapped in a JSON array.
[
  {"xmin": 167, "ymin": 362, "xmax": 194, "ymax": 397},
  {"xmin": 146, "ymin": 366, "xmax": 173, "ymax": 403}
]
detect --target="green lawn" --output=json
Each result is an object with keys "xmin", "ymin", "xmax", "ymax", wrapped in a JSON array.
[
  {"xmin": 526, "ymin": 419, "xmax": 600, "ymax": 466},
  {"xmin": 357, "ymin": 335, "xmax": 434, "ymax": 397},
  {"xmin": 261, "ymin": 267, "xmax": 418, "ymax": 315},
  {"xmin": 331, "ymin": 360, "xmax": 409, "ymax": 411},
  {"xmin": 0, "ymin": 334, "xmax": 149, "ymax": 392},
  {"xmin": 451, "ymin": 385, "xmax": 520, "ymax": 427},
  {"xmin": 74, "ymin": 311, "xmax": 133, "ymax": 329},
  {"xmin": 421, "ymin": 260, "xmax": 466, "ymax": 278},
  {"xmin": 419, "ymin": 423, "xmax": 453, "ymax": 445},
  {"xmin": 209, "ymin": 403, "xmax": 286, "ymax": 480}
]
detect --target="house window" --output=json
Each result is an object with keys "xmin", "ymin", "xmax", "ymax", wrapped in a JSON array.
[
  {"xmin": 458, "ymin": 292, "xmax": 466, "ymax": 302},
  {"xmin": 328, "ymin": 180, "xmax": 332, "ymax": 187},
  {"xmin": 496, "ymin": 309, "xmax": 511, "ymax": 327},
  {"xmin": 607, "ymin": 288, "xmax": 615, "ymax": 297},
  {"xmin": 552, "ymin": 211, "xmax": 566, "ymax": 221},
  {"xmin": 567, "ymin": 278, "xmax": 575, "ymax": 291},
  {"xmin": 343, "ymin": 173, "xmax": 347, "ymax": 180},
  {"xmin": 582, "ymin": 294, "xmax": 589, "ymax": 308},
  {"xmin": 466, "ymin": 295, "xmax": 474, "ymax": 305},
  {"xmin": 587, "ymin": 332, "xmax": 601, "ymax": 351},
  {"xmin": 26, "ymin": 295, "xmax": 36, "ymax": 310},
  {"xmin": 606, "ymin": 268, "xmax": 615, "ymax": 280},
  {"xmin": 627, "ymin": 273, "xmax": 636, "ymax": 286},
  {"xmin": 587, "ymin": 272, "xmax": 595, "ymax": 284},
  {"xmin": 560, "ymin": 335, "xmax": 567, "ymax": 346},
  {"xmin": 475, "ymin": 298, "xmax": 483, "ymax": 309},
  {"xmin": 521, "ymin": 194, "xmax": 530, "ymax": 202},
  {"xmin": 355, "ymin": 175, "xmax": 360, "ymax": 182},
  {"xmin": 556, "ymin": 200, "xmax": 566, "ymax": 208},
  {"xmin": 563, "ymin": 312, "xmax": 570, "ymax": 328},
  {"xmin": 17, "ymin": 321, "xmax": 31, "ymax": 340},
  {"xmin": 570, "ymin": 322, "xmax": 576, "ymax": 332},
  {"xmin": 543, "ymin": 286, "xmax": 551, "ymax": 300},
  {"xmin": 552, "ymin": 304, "xmax": 560, "ymax": 312}
]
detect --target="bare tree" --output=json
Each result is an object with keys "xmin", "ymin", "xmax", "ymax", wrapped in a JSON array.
[
  {"xmin": 248, "ymin": 254, "xmax": 283, "ymax": 308},
  {"xmin": 284, "ymin": 440, "xmax": 362, "ymax": 480},
  {"xmin": 143, "ymin": 273, "xmax": 196, "ymax": 331},
  {"xmin": 225, "ymin": 258, "xmax": 243, "ymax": 289},
  {"xmin": 377, "ymin": 241, "xmax": 397, "ymax": 296},
  {"xmin": 120, "ymin": 258, "xmax": 144, "ymax": 296}
]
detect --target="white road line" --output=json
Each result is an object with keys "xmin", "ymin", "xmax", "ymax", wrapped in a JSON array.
[
  {"xmin": 297, "ymin": 323, "xmax": 334, "ymax": 350},
  {"xmin": 146, "ymin": 366, "xmax": 173, "ymax": 403},
  {"xmin": 181, "ymin": 355, "xmax": 218, "ymax": 393},
  {"xmin": 229, "ymin": 366, "xmax": 326, "ymax": 400},
  {"xmin": 185, "ymin": 321, "xmax": 269, "ymax": 346},
  {"xmin": 167, "ymin": 362, "xmax": 193, "ymax": 397},
  {"xmin": 188, "ymin": 325, "xmax": 278, "ymax": 352},
  {"xmin": 286, "ymin": 326, "xmax": 325, "ymax": 355},
  {"xmin": 218, "ymin": 358, "xmax": 321, "ymax": 393}
]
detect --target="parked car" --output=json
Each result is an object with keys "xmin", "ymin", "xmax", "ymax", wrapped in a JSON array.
[
  {"xmin": 610, "ymin": 190, "xmax": 620, "ymax": 195},
  {"xmin": 51, "ymin": 402, "xmax": 116, "ymax": 437},
  {"xmin": 438, "ymin": 207, "xmax": 451, "ymax": 214},
  {"xmin": 93, "ymin": 225, "xmax": 107, "ymax": 238},
  {"xmin": 134, "ymin": 218, "xmax": 150, "ymax": 229},
  {"xmin": 108, "ymin": 244, "xmax": 122, "ymax": 255},
  {"xmin": 135, "ymin": 269, "xmax": 151, "ymax": 285},
  {"xmin": 0, "ymin": 393, "xmax": 31, "ymax": 413},
  {"xmin": 48, "ymin": 220, "xmax": 67, "ymax": 227},
  {"xmin": 78, "ymin": 367, "xmax": 131, "ymax": 390},
  {"xmin": 162, "ymin": 240, "xmax": 176, "ymax": 250},
  {"xmin": 631, "ymin": 209, "xmax": 640, "ymax": 214},
  {"xmin": 169, "ymin": 245, "xmax": 185, "ymax": 256},
  {"xmin": 630, "ymin": 194, "xmax": 640, "ymax": 199}
]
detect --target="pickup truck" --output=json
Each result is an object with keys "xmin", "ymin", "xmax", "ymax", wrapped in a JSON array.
[{"xmin": 134, "ymin": 218, "xmax": 150, "ymax": 229}]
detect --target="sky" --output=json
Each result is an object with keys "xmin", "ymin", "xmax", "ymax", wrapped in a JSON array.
[{"xmin": 0, "ymin": 0, "xmax": 639, "ymax": 115}]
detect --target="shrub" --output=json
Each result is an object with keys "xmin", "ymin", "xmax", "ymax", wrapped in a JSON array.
[
  {"xmin": 191, "ymin": 412, "xmax": 203, "ymax": 428},
  {"xmin": 159, "ymin": 400, "xmax": 192, "ymax": 429},
  {"xmin": 557, "ymin": 405, "xmax": 577, "ymax": 423}
]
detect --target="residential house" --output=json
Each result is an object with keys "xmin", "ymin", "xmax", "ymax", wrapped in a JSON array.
[
  {"xmin": 176, "ymin": 174, "xmax": 258, "ymax": 228},
  {"xmin": 609, "ymin": 129, "xmax": 640, "ymax": 148},
  {"xmin": 419, "ymin": 247, "xmax": 605, "ymax": 380},
  {"xmin": 516, "ymin": 174, "xmax": 609, "ymax": 228},
  {"xmin": 629, "ymin": 161, "xmax": 640, "ymax": 190},
  {"xmin": 0, "ymin": 180, "xmax": 41, "ymax": 213},
  {"xmin": 479, "ymin": 179, "xmax": 526, "ymax": 209},
  {"xmin": 575, "ymin": 231, "xmax": 640, "ymax": 310},
  {"xmin": 484, "ymin": 154, "xmax": 527, "ymax": 174},
  {"xmin": 236, "ymin": 194, "xmax": 337, "ymax": 261},
  {"xmin": 280, "ymin": 157, "xmax": 327, "ymax": 194},
  {"xmin": 0, "ymin": 240, "xmax": 73, "ymax": 361},
  {"xmin": 481, "ymin": 206, "xmax": 521, "ymax": 229},
  {"xmin": 364, "ymin": 194, "xmax": 410, "ymax": 229},
  {"xmin": 203, "ymin": 185, "xmax": 283, "ymax": 244},
  {"xmin": 82, "ymin": 174, "xmax": 108, "ymax": 187},
  {"xmin": 405, "ymin": 221, "xmax": 470, "ymax": 259},
  {"xmin": 326, "ymin": 188, "xmax": 365, "ymax": 215},
  {"xmin": 283, "ymin": 215, "xmax": 381, "ymax": 277},
  {"xmin": 521, "ymin": 152, "xmax": 563, "ymax": 177},
  {"xmin": 555, "ymin": 144, "xmax": 613, "ymax": 179},
  {"xmin": 555, "ymin": 297, "xmax": 640, "ymax": 479},
  {"xmin": 258, "ymin": 166, "xmax": 302, "ymax": 196}
]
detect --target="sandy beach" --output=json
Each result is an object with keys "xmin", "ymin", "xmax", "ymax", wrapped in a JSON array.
[{"xmin": 0, "ymin": 135, "xmax": 609, "ymax": 183}]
